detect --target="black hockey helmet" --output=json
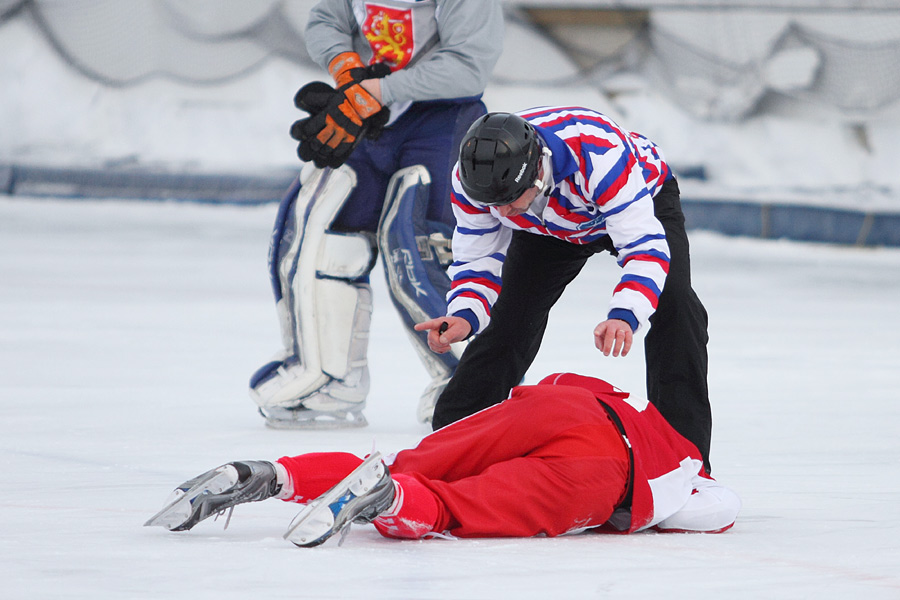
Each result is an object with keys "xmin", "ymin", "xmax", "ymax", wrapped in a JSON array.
[{"xmin": 458, "ymin": 112, "xmax": 543, "ymax": 205}]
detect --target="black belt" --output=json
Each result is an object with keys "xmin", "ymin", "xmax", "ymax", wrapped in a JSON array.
[{"xmin": 596, "ymin": 400, "xmax": 634, "ymax": 511}]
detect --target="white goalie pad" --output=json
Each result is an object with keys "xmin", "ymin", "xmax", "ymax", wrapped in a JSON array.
[
  {"xmin": 315, "ymin": 278, "xmax": 372, "ymax": 382},
  {"xmin": 319, "ymin": 233, "xmax": 373, "ymax": 279},
  {"xmin": 250, "ymin": 164, "xmax": 375, "ymax": 412}
]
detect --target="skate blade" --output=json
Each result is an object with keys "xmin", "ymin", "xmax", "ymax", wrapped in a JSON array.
[
  {"xmin": 144, "ymin": 465, "xmax": 238, "ymax": 530},
  {"xmin": 283, "ymin": 452, "xmax": 383, "ymax": 547},
  {"xmin": 417, "ymin": 376, "xmax": 450, "ymax": 424},
  {"xmin": 263, "ymin": 408, "xmax": 368, "ymax": 430}
]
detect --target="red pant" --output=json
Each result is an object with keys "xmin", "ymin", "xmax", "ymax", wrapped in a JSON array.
[{"xmin": 278, "ymin": 386, "xmax": 629, "ymax": 539}]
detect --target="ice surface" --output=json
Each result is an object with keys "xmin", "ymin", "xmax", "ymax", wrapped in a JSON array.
[{"xmin": 1, "ymin": 198, "xmax": 899, "ymax": 599}]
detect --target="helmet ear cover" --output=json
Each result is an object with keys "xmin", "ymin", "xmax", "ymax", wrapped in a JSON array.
[{"xmin": 458, "ymin": 113, "xmax": 543, "ymax": 206}]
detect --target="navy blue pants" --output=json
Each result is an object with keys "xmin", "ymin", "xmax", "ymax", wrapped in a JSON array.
[{"xmin": 333, "ymin": 99, "xmax": 487, "ymax": 235}]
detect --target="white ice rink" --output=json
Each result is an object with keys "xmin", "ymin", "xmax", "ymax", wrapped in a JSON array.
[{"xmin": 2, "ymin": 197, "xmax": 899, "ymax": 599}]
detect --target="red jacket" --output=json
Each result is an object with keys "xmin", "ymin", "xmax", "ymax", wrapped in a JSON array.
[{"xmin": 538, "ymin": 373, "xmax": 725, "ymax": 533}]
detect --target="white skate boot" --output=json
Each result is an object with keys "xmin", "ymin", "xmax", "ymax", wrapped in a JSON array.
[{"xmin": 254, "ymin": 358, "xmax": 369, "ymax": 429}]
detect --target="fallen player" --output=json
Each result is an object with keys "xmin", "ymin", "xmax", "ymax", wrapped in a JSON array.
[{"xmin": 146, "ymin": 373, "xmax": 740, "ymax": 547}]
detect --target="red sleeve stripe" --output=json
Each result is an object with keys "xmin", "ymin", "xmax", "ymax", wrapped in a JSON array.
[
  {"xmin": 450, "ymin": 290, "xmax": 492, "ymax": 315},
  {"xmin": 621, "ymin": 252, "xmax": 670, "ymax": 274},
  {"xmin": 451, "ymin": 276, "xmax": 502, "ymax": 295},
  {"xmin": 613, "ymin": 280, "xmax": 660, "ymax": 310}
]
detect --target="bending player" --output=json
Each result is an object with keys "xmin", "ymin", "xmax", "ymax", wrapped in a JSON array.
[
  {"xmin": 415, "ymin": 109, "xmax": 714, "ymax": 472},
  {"xmin": 146, "ymin": 373, "xmax": 740, "ymax": 547},
  {"xmin": 247, "ymin": 0, "xmax": 504, "ymax": 429}
]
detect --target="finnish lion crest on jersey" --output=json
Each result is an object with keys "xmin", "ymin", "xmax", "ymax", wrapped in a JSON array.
[{"xmin": 362, "ymin": 4, "xmax": 415, "ymax": 70}]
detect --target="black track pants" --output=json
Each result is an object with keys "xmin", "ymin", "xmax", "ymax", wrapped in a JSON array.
[
  {"xmin": 432, "ymin": 178, "xmax": 713, "ymax": 471},
  {"xmin": 644, "ymin": 179, "xmax": 711, "ymax": 470}
]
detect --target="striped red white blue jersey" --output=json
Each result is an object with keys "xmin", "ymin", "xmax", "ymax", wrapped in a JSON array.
[{"xmin": 447, "ymin": 106, "xmax": 672, "ymax": 334}]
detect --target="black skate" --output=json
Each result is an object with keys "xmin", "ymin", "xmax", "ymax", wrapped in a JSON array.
[
  {"xmin": 283, "ymin": 452, "xmax": 394, "ymax": 547},
  {"xmin": 145, "ymin": 461, "xmax": 280, "ymax": 531}
]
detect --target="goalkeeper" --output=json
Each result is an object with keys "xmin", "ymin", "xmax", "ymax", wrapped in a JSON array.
[{"xmin": 248, "ymin": 0, "xmax": 503, "ymax": 428}]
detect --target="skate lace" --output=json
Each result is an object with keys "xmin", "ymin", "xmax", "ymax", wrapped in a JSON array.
[
  {"xmin": 213, "ymin": 506, "xmax": 236, "ymax": 530},
  {"xmin": 337, "ymin": 522, "xmax": 353, "ymax": 547}
]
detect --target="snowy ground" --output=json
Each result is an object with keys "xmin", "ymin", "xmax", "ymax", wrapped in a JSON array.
[{"xmin": 1, "ymin": 197, "xmax": 899, "ymax": 599}]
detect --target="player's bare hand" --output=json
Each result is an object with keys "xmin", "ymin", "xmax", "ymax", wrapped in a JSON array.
[
  {"xmin": 594, "ymin": 319, "xmax": 633, "ymax": 357},
  {"xmin": 360, "ymin": 77, "xmax": 382, "ymax": 102},
  {"xmin": 414, "ymin": 317, "xmax": 471, "ymax": 354}
]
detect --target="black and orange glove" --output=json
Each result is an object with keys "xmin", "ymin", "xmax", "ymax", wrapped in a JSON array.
[
  {"xmin": 291, "ymin": 80, "xmax": 390, "ymax": 169},
  {"xmin": 328, "ymin": 51, "xmax": 392, "ymax": 88}
]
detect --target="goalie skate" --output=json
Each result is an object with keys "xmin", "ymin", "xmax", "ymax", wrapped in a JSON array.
[
  {"xmin": 417, "ymin": 375, "xmax": 451, "ymax": 424},
  {"xmin": 283, "ymin": 452, "xmax": 394, "ymax": 547},
  {"xmin": 144, "ymin": 461, "xmax": 279, "ymax": 531},
  {"xmin": 260, "ymin": 404, "xmax": 367, "ymax": 430},
  {"xmin": 259, "ymin": 374, "xmax": 369, "ymax": 429}
]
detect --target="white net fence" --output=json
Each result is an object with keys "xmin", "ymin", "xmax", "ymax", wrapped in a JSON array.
[
  {"xmin": 3, "ymin": 0, "xmax": 899, "ymax": 121},
  {"xmin": 642, "ymin": 7, "xmax": 900, "ymax": 119},
  {"xmin": 1, "ymin": 0, "xmax": 315, "ymax": 86}
]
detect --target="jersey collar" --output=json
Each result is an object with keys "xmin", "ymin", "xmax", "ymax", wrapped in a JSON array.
[{"xmin": 533, "ymin": 125, "xmax": 579, "ymax": 184}]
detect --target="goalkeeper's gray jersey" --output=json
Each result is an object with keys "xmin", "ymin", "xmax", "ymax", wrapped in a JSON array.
[{"xmin": 305, "ymin": 0, "xmax": 503, "ymax": 107}]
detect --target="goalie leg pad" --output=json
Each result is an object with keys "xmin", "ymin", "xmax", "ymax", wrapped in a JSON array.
[
  {"xmin": 250, "ymin": 164, "xmax": 376, "ymax": 426},
  {"xmin": 377, "ymin": 165, "xmax": 466, "ymax": 423}
]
